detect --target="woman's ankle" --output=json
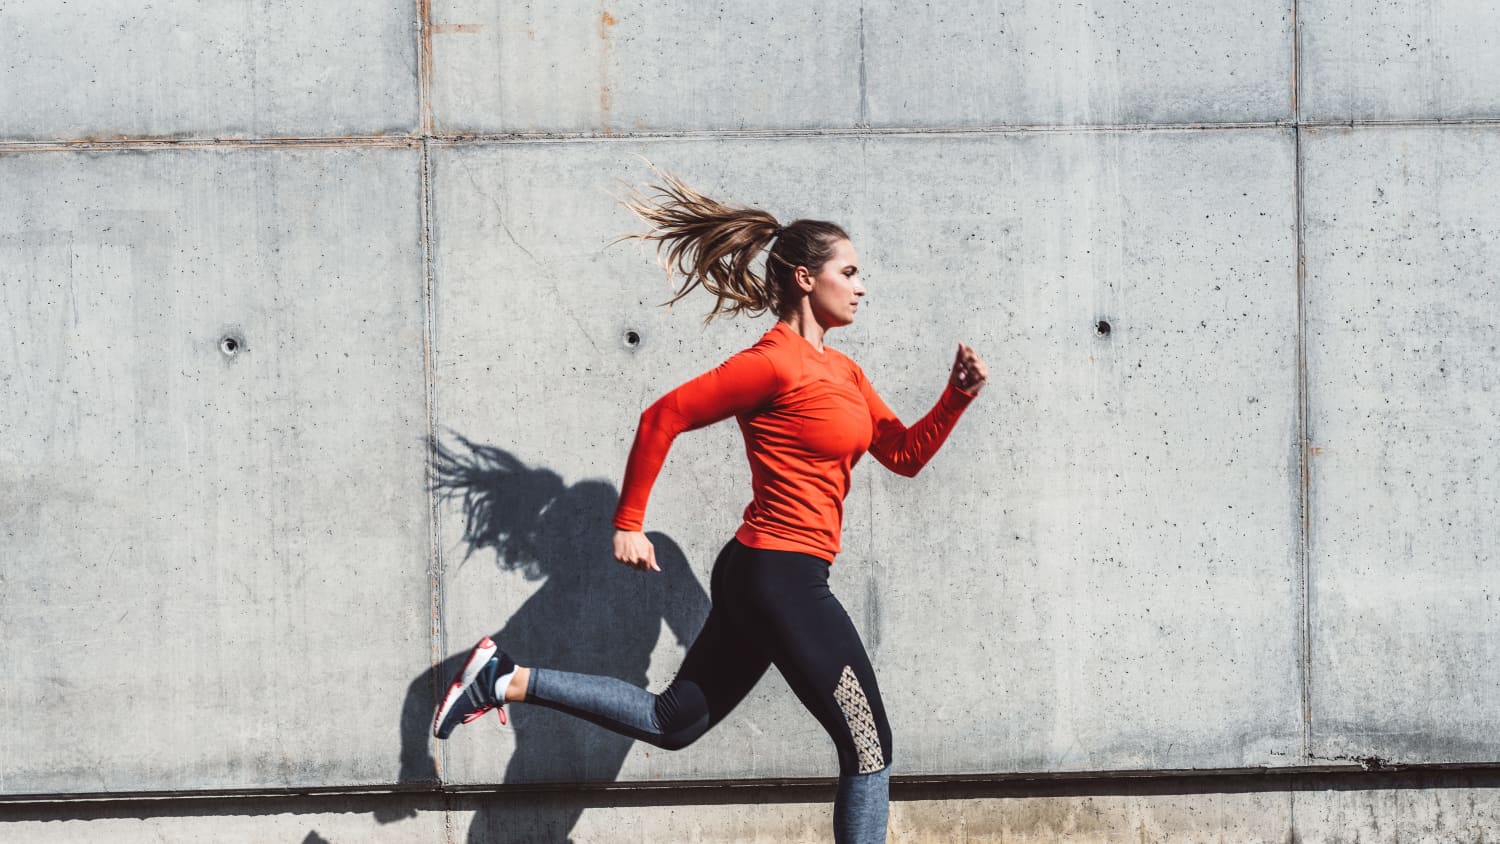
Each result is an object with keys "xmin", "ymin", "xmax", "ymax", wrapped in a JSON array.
[{"xmin": 505, "ymin": 666, "xmax": 530, "ymax": 703}]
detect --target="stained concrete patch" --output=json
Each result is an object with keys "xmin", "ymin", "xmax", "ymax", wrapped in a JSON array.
[
  {"xmin": 1303, "ymin": 125, "xmax": 1500, "ymax": 764},
  {"xmin": 0, "ymin": 146, "xmax": 429, "ymax": 793}
]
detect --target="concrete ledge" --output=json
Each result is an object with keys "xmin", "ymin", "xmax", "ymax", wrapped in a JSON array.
[{"xmin": 6, "ymin": 767, "xmax": 1500, "ymax": 842}]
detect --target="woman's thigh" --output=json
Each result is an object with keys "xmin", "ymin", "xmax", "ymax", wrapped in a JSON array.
[
  {"xmin": 665, "ymin": 540, "xmax": 773, "ymax": 729},
  {"xmin": 728, "ymin": 547, "xmax": 892, "ymax": 775}
]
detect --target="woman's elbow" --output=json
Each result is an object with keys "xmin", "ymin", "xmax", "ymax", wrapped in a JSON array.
[
  {"xmin": 883, "ymin": 457, "xmax": 924, "ymax": 478},
  {"xmin": 639, "ymin": 401, "xmax": 669, "ymax": 431}
]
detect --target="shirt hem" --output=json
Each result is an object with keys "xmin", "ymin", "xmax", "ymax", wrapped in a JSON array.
[{"xmin": 735, "ymin": 525, "xmax": 837, "ymax": 563}]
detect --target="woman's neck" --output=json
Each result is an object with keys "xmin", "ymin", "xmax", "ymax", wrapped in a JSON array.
[{"xmin": 778, "ymin": 310, "xmax": 828, "ymax": 353}]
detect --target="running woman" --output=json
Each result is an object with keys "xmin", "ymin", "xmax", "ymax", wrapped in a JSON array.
[{"xmin": 433, "ymin": 173, "xmax": 988, "ymax": 844}]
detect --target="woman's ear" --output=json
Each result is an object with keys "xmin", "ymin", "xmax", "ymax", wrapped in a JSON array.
[{"xmin": 793, "ymin": 265, "xmax": 815, "ymax": 293}]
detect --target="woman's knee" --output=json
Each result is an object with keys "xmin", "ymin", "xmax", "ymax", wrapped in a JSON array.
[
  {"xmin": 652, "ymin": 716, "xmax": 710, "ymax": 751},
  {"xmin": 651, "ymin": 682, "xmax": 713, "ymax": 750}
]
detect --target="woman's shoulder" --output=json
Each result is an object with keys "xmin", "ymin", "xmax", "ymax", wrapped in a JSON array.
[
  {"xmin": 730, "ymin": 322, "xmax": 807, "ymax": 386},
  {"xmin": 747, "ymin": 321, "xmax": 799, "ymax": 361}
]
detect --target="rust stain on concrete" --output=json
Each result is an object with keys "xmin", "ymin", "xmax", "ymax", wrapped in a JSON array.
[
  {"xmin": 418, "ymin": 0, "xmax": 434, "ymax": 132},
  {"xmin": 598, "ymin": 9, "xmax": 616, "ymax": 133},
  {"xmin": 430, "ymin": 23, "xmax": 483, "ymax": 34}
]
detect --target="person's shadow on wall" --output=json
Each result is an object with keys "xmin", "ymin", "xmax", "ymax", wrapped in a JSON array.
[{"xmin": 378, "ymin": 434, "xmax": 709, "ymax": 843}]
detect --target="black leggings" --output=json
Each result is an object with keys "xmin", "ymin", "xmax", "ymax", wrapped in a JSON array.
[{"xmin": 527, "ymin": 538, "xmax": 893, "ymax": 777}]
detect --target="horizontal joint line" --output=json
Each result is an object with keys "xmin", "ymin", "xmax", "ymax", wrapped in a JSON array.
[{"xmin": 4, "ymin": 116, "xmax": 1499, "ymax": 153}]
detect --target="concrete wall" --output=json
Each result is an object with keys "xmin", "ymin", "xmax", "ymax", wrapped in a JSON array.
[{"xmin": 3, "ymin": 0, "xmax": 1499, "ymax": 839}]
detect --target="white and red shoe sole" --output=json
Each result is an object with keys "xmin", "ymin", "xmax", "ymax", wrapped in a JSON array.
[{"xmin": 432, "ymin": 636, "xmax": 499, "ymax": 738}]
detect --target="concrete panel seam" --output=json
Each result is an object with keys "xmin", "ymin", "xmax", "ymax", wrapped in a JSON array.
[
  {"xmin": 413, "ymin": 4, "xmax": 453, "ymax": 828},
  {"xmin": 422, "ymin": 117, "xmax": 1500, "ymax": 140},
  {"xmin": 1290, "ymin": 0, "xmax": 1301, "ymax": 120},
  {"xmin": 425, "ymin": 122, "xmax": 1296, "ymax": 145},
  {"xmin": 1301, "ymin": 116, "xmax": 1500, "ymax": 129},
  {"xmin": 411, "ymin": 0, "xmax": 448, "ymax": 804},
  {"xmin": 418, "ymin": 140, "xmax": 449, "ymax": 790},
  {"xmin": 856, "ymin": 3, "xmax": 869, "ymax": 129},
  {"xmin": 0, "ymin": 137, "xmax": 422, "ymax": 154},
  {"xmin": 8, "ymin": 119, "xmax": 1500, "ymax": 156},
  {"xmin": 1292, "ymin": 0, "xmax": 1314, "ymax": 764}
]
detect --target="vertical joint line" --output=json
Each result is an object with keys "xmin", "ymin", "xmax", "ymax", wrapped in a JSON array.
[
  {"xmin": 415, "ymin": 0, "xmax": 444, "ymax": 788},
  {"xmin": 443, "ymin": 791, "xmax": 461, "ymax": 844},
  {"xmin": 1290, "ymin": 0, "xmax": 1302, "ymax": 125},
  {"xmin": 419, "ymin": 139, "xmax": 448, "ymax": 782},
  {"xmin": 1295, "ymin": 127, "xmax": 1312, "ymax": 761},
  {"xmin": 857, "ymin": 4, "xmax": 869, "ymax": 129},
  {"xmin": 1291, "ymin": 0, "xmax": 1313, "ymax": 762}
]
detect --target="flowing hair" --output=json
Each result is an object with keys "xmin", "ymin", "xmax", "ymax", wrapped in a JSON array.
[{"xmin": 620, "ymin": 170, "xmax": 849, "ymax": 323}]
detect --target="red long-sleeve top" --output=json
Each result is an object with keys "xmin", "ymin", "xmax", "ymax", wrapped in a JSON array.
[{"xmin": 613, "ymin": 321, "xmax": 976, "ymax": 562}]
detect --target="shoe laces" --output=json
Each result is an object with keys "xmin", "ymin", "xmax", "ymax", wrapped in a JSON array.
[{"xmin": 460, "ymin": 705, "xmax": 507, "ymax": 727}]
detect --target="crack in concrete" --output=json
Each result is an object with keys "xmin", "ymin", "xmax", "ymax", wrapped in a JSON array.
[{"xmin": 454, "ymin": 156, "xmax": 600, "ymax": 353}]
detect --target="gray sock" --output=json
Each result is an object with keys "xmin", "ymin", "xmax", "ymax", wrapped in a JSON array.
[{"xmin": 834, "ymin": 765, "xmax": 890, "ymax": 844}]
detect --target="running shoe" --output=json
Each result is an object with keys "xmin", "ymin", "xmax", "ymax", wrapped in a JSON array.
[{"xmin": 433, "ymin": 637, "xmax": 517, "ymax": 739}]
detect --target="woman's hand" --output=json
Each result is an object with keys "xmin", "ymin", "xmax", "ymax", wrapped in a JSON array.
[
  {"xmin": 950, "ymin": 342, "xmax": 989, "ymax": 395},
  {"xmin": 613, "ymin": 529, "xmax": 659, "ymax": 572}
]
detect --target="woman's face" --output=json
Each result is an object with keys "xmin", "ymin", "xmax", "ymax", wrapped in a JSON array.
[{"xmin": 804, "ymin": 238, "xmax": 865, "ymax": 328}]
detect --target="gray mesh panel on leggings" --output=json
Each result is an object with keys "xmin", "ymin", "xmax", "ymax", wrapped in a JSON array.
[{"xmin": 833, "ymin": 666, "xmax": 884, "ymax": 774}]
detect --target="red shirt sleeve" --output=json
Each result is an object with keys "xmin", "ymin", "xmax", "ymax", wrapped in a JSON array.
[
  {"xmin": 613, "ymin": 348, "xmax": 782, "ymax": 531},
  {"xmin": 857, "ymin": 368, "xmax": 976, "ymax": 478}
]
